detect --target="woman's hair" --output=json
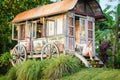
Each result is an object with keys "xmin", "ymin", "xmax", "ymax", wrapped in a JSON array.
[{"xmin": 87, "ymin": 41, "xmax": 92, "ymax": 47}]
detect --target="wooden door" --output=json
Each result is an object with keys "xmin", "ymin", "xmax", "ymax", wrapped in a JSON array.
[
  {"xmin": 79, "ymin": 18, "xmax": 87, "ymax": 44},
  {"xmin": 87, "ymin": 17, "xmax": 95, "ymax": 55},
  {"xmin": 67, "ymin": 13, "xmax": 75, "ymax": 51},
  {"xmin": 74, "ymin": 15, "xmax": 95, "ymax": 54}
]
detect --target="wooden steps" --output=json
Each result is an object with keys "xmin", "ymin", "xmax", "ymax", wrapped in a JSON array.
[{"xmin": 83, "ymin": 56, "xmax": 104, "ymax": 68}]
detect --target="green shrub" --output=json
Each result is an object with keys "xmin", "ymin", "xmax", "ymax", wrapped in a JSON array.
[
  {"xmin": 16, "ymin": 59, "xmax": 50, "ymax": 80},
  {"xmin": 0, "ymin": 52, "xmax": 12, "ymax": 74},
  {"xmin": 0, "ymin": 75, "xmax": 9, "ymax": 80},
  {"xmin": 7, "ymin": 66, "xmax": 17, "ymax": 80},
  {"xmin": 44, "ymin": 54, "xmax": 82, "ymax": 80},
  {"xmin": 0, "ymin": 52, "xmax": 11, "ymax": 67},
  {"xmin": 5, "ymin": 54, "xmax": 83, "ymax": 80}
]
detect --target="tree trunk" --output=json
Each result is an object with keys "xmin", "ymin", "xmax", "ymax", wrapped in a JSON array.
[{"xmin": 112, "ymin": 16, "xmax": 120, "ymax": 68}]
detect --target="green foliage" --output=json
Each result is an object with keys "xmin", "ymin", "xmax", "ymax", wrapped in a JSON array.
[
  {"xmin": 0, "ymin": 52, "xmax": 11, "ymax": 67},
  {"xmin": 61, "ymin": 68, "xmax": 120, "ymax": 80},
  {"xmin": 44, "ymin": 54, "xmax": 82, "ymax": 80},
  {"xmin": 116, "ymin": 4, "xmax": 120, "ymax": 21},
  {"xmin": 4, "ymin": 54, "xmax": 83, "ymax": 80},
  {"xmin": 95, "ymin": 3, "xmax": 120, "ymax": 68},
  {"xmin": 16, "ymin": 59, "xmax": 49, "ymax": 80},
  {"xmin": 0, "ymin": 75, "xmax": 9, "ymax": 80},
  {"xmin": 0, "ymin": 52, "xmax": 12, "ymax": 74},
  {"xmin": 7, "ymin": 67, "xmax": 17, "ymax": 80},
  {"xmin": 0, "ymin": 0, "xmax": 51, "ymax": 54},
  {"xmin": 6, "ymin": 59, "xmax": 50, "ymax": 80},
  {"xmin": 114, "ymin": 53, "xmax": 120, "ymax": 68}
]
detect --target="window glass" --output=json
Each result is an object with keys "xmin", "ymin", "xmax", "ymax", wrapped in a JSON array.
[
  {"xmin": 88, "ymin": 21, "xmax": 93, "ymax": 39},
  {"xmin": 25, "ymin": 23, "xmax": 31, "ymax": 38},
  {"xmin": 47, "ymin": 20, "xmax": 55, "ymax": 36},
  {"xmin": 88, "ymin": 30, "xmax": 93, "ymax": 38},
  {"xmin": 69, "ymin": 17, "xmax": 73, "ymax": 26},
  {"xmin": 88, "ymin": 21, "xmax": 93, "ymax": 29},
  {"xmin": 81, "ymin": 19, "xmax": 85, "ymax": 37},
  {"xmin": 56, "ymin": 18, "xmax": 63, "ymax": 34},
  {"xmin": 32, "ymin": 22, "xmax": 37, "ymax": 38},
  {"xmin": 69, "ymin": 27, "xmax": 74, "ymax": 36},
  {"xmin": 12, "ymin": 24, "xmax": 18, "ymax": 40},
  {"xmin": 37, "ymin": 22, "xmax": 43, "ymax": 38},
  {"xmin": 80, "ymin": 19, "xmax": 86, "ymax": 44},
  {"xmin": 19, "ymin": 24, "xmax": 25, "ymax": 40}
]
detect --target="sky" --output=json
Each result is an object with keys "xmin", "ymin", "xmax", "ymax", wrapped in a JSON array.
[
  {"xmin": 100, "ymin": 0, "xmax": 119, "ymax": 10},
  {"xmin": 51, "ymin": 0, "xmax": 119, "ymax": 10}
]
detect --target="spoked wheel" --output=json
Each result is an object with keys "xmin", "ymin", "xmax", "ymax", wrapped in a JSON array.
[
  {"xmin": 41, "ymin": 43, "xmax": 59, "ymax": 60},
  {"xmin": 10, "ymin": 44, "xmax": 27, "ymax": 66}
]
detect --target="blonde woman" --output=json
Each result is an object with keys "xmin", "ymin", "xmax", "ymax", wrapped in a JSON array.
[{"xmin": 82, "ymin": 41, "xmax": 93, "ymax": 60}]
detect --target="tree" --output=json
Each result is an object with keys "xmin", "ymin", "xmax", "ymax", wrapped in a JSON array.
[
  {"xmin": 112, "ymin": 4, "xmax": 120, "ymax": 68},
  {"xmin": 0, "ymin": 0, "xmax": 51, "ymax": 54},
  {"xmin": 95, "ymin": 5, "xmax": 114, "ymax": 65},
  {"xmin": 96, "ymin": 2, "xmax": 120, "ymax": 68}
]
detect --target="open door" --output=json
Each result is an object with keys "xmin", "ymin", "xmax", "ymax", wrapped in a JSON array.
[
  {"xmin": 75, "ymin": 16, "xmax": 95, "ymax": 55},
  {"xmin": 79, "ymin": 18, "xmax": 87, "ymax": 44}
]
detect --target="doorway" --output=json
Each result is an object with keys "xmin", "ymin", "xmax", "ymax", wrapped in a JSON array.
[{"xmin": 75, "ymin": 15, "xmax": 95, "ymax": 55}]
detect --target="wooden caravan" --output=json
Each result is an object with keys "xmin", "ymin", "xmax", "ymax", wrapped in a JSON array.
[{"xmin": 11, "ymin": 0, "xmax": 105, "ymax": 67}]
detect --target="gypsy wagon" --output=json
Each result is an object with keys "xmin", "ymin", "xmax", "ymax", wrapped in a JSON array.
[{"xmin": 10, "ymin": 0, "xmax": 105, "ymax": 67}]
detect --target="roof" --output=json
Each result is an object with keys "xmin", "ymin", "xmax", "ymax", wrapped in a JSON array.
[
  {"xmin": 12, "ymin": 0, "xmax": 104, "ymax": 23},
  {"xmin": 12, "ymin": 0, "xmax": 77, "ymax": 23}
]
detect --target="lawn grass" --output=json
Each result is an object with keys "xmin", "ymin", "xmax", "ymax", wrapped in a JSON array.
[
  {"xmin": 60, "ymin": 68, "xmax": 120, "ymax": 80},
  {"xmin": 0, "ymin": 68, "xmax": 120, "ymax": 80}
]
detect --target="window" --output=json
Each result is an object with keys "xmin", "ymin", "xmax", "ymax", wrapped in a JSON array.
[
  {"xmin": 47, "ymin": 20, "xmax": 55, "ymax": 36},
  {"xmin": 32, "ymin": 22, "xmax": 37, "ymax": 38},
  {"xmin": 88, "ymin": 21, "xmax": 93, "ymax": 39},
  {"xmin": 80, "ymin": 19, "xmax": 86, "ymax": 38},
  {"xmin": 80, "ymin": 18, "xmax": 86, "ymax": 44},
  {"xmin": 56, "ymin": 18, "xmax": 63, "ymax": 34},
  {"xmin": 68, "ymin": 17, "xmax": 74, "ymax": 36},
  {"xmin": 37, "ymin": 23, "xmax": 43, "ymax": 38},
  {"xmin": 25, "ymin": 23, "xmax": 31, "ymax": 38},
  {"xmin": 67, "ymin": 15, "xmax": 75, "ymax": 50},
  {"xmin": 46, "ymin": 18, "xmax": 63, "ymax": 36},
  {"xmin": 20, "ymin": 24, "xmax": 25, "ymax": 40},
  {"xmin": 12, "ymin": 24, "xmax": 18, "ymax": 40}
]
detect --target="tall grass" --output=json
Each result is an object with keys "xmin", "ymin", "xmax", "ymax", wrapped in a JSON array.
[
  {"xmin": 6, "ymin": 59, "xmax": 50, "ymax": 80},
  {"xmin": 0, "ymin": 75, "xmax": 8, "ymax": 80},
  {"xmin": 16, "ymin": 59, "xmax": 50, "ymax": 80},
  {"xmin": 4, "ymin": 54, "xmax": 83, "ymax": 80},
  {"xmin": 44, "ymin": 54, "xmax": 82, "ymax": 80},
  {"xmin": 7, "ymin": 66, "xmax": 17, "ymax": 80}
]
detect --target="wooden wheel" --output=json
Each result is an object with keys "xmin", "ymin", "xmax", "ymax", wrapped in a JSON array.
[
  {"xmin": 10, "ymin": 44, "xmax": 27, "ymax": 66},
  {"xmin": 41, "ymin": 43, "xmax": 59, "ymax": 60}
]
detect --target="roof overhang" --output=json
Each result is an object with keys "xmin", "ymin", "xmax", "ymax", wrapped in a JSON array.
[
  {"xmin": 11, "ymin": 0, "xmax": 78, "ymax": 23},
  {"xmin": 11, "ymin": 0, "xmax": 104, "ymax": 23}
]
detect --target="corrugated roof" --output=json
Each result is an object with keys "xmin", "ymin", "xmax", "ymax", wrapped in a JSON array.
[{"xmin": 12, "ymin": 0, "xmax": 77, "ymax": 23}]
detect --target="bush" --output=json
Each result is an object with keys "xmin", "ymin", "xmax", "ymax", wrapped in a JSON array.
[
  {"xmin": 0, "ymin": 52, "xmax": 12, "ymax": 74},
  {"xmin": 16, "ymin": 59, "xmax": 50, "ymax": 80},
  {"xmin": 5, "ymin": 54, "xmax": 83, "ymax": 80},
  {"xmin": 0, "ymin": 52, "xmax": 11, "ymax": 67},
  {"xmin": 0, "ymin": 75, "xmax": 9, "ymax": 80},
  {"xmin": 114, "ymin": 54, "xmax": 120, "ymax": 68},
  {"xmin": 7, "ymin": 66, "xmax": 17, "ymax": 80},
  {"xmin": 44, "ymin": 54, "xmax": 82, "ymax": 80}
]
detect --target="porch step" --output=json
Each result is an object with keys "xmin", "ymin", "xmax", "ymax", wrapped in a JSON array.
[{"xmin": 83, "ymin": 56, "xmax": 104, "ymax": 68}]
